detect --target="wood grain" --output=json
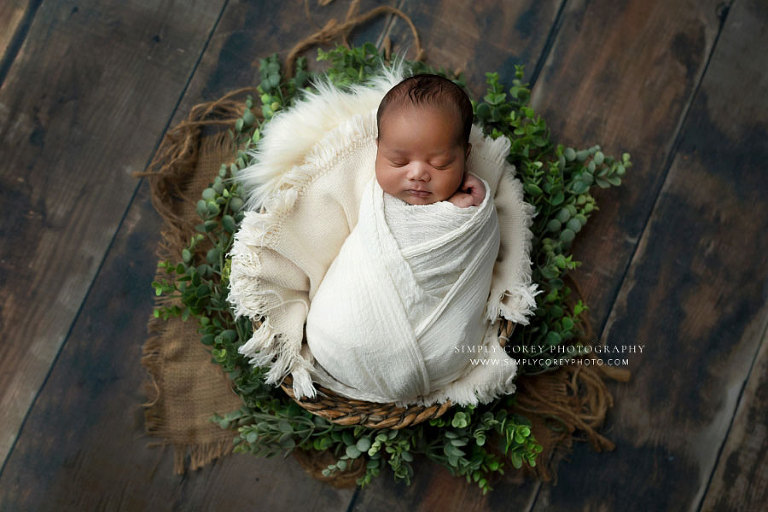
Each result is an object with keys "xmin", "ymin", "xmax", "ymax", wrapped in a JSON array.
[
  {"xmin": 531, "ymin": 0, "xmax": 768, "ymax": 509},
  {"xmin": 0, "ymin": 0, "xmax": 226, "ymax": 468},
  {"xmin": 171, "ymin": 0, "xmax": 398, "ymax": 125},
  {"xmin": 385, "ymin": 0, "xmax": 564, "ymax": 99},
  {"xmin": 700, "ymin": 326, "xmax": 768, "ymax": 512},
  {"xmin": 530, "ymin": 0, "xmax": 726, "ymax": 336},
  {"xmin": 0, "ymin": 0, "xmax": 33, "ymax": 72}
]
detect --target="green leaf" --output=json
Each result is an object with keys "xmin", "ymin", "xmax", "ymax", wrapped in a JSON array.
[
  {"xmin": 242, "ymin": 110, "xmax": 256, "ymax": 127},
  {"xmin": 572, "ymin": 180, "xmax": 590, "ymax": 194},
  {"xmin": 566, "ymin": 218, "xmax": 582, "ymax": 233},
  {"xmin": 206, "ymin": 247, "xmax": 221, "ymax": 265},
  {"xmin": 476, "ymin": 103, "xmax": 491, "ymax": 120},
  {"xmin": 444, "ymin": 444, "xmax": 465, "ymax": 457},
  {"xmin": 222, "ymin": 215, "xmax": 236, "ymax": 233},
  {"xmin": 524, "ymin": 183, "xmax": 543, "ymax": 196},
  {"xmin": 559, "ymin": 228, "xmax": 575, "ymax": 243},
  {"xmin": 220, "ymin": 330, "xmax": 237, "ymax": 343},
  {"xmin": 540, "ymin": 266, "xmax": 558, "ymax": 279},
  {"xmin": 196, "ymin": 200, "xmax": 208, "ymax": 218},
  {"xmin": 545, "ymin": 331, "xmax": 562, "ymax": 346},
  {"xmin": 202, "ymin": 188, "xmax": 216, "ymax": 201},
  {"xmin": 356, "ymin": 438, "xmax": 371, "ymax": 452},
  {"xmin": 229, "ymin": 197, "xmax": 244, "ymax": 212}
]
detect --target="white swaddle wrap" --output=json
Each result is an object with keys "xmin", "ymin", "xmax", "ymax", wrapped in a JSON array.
[{"xmin": 306, "ymin": 174, "xmax": 517, "ymax": 406}]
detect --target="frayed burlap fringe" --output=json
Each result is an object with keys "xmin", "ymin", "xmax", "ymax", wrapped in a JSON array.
[
  {"xmin": 136, "ymin": 0, "xmax": 631, "ymax": 485},
  {"xmin": 138, "ymin": 119, "xmax": 247, "ymax": 475},
  {"xmin": 141, "ymin": 278, "xmax": 241, "ymax": 475}
]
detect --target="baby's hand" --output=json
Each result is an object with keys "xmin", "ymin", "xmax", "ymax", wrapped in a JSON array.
[{"xmin": 447, "ymin": 173, "xmax": 486, "ymax": 208}]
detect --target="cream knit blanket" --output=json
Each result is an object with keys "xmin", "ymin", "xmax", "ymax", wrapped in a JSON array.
[{"xmin": 227, "ymin": 66, "xmax": 539, "ymax": 404}]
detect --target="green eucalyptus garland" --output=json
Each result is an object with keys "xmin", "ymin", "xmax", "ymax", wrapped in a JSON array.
[{"xmin": 151, "ymin": 42, "xmax": 629, "ymax": 493}]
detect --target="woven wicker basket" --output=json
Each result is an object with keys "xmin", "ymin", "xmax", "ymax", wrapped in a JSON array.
[{"xmin": 279, "ymin": 319, "xmax": 516, "ymax": 429}]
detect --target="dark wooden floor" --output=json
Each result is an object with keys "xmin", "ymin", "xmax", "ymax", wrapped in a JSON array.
[{"xmin": 1, "ymin": 0, "xmax": 766, "ymax": 510}]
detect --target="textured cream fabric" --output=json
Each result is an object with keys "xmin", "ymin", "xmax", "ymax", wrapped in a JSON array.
[
  {"xmin": 305, "ymin": 174, "xmax": 516, "ymax": 406},
  {"xmin": 227, "ymin": 68, "xmax": 539, "ymax": 401}
]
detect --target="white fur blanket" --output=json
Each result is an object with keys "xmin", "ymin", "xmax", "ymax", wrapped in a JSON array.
[{"xmin": 227, "ymin": 65, "xmax": 539, "ymax": 404}]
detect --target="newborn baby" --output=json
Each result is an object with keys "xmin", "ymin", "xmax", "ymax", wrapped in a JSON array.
[
  {"xmin": 375, "ymin": 74, "xmax": 485, "ymax": 208},
  {"xmin": 304, "ymin": 74, "xmax": 515, "ymax": 406}
]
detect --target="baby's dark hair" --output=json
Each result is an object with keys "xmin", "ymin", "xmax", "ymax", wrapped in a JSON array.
[{"xmin": 376, "ymin": 74, "xmax": 473, "ymax": 148}]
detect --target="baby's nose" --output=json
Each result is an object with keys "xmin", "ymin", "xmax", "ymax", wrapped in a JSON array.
[{"xmin": 406, "ymin": 162, "xmax": 430, "ymax": 181}]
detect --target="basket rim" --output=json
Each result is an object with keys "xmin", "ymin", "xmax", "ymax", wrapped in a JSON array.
[{"xmin": 278, "ymin": 319, "xmax": 518, "ymax": 429}]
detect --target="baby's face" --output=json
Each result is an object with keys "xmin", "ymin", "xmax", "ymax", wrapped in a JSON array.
[{"xmin": 375, "ymin": 105, "xmax": 469, "ymax": 205}]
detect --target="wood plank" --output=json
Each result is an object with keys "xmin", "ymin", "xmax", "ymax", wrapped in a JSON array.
[
  {"xmin": 0, "ymin": 0, "xmax": 226, "ymax": 468},
  {"xmin": 0, "ymin": 0, "xmax": 33, "ymax": 72},
  {"xmin": 353, "ymin": 1, "xmax": 564, "ymax": 509},
  {"xmin": 530, "ymin": 0, "xmax": 768, "ymax": 509},
  {"xmin": 530, "ymin": 0, "xmax": 726, "ymax": 334},
  {"xmin": 0, "ymin": 180, "xmax": 355, "ymax": 510},
  {"xmin": 700, "ymin": 325, "xmax": 768, "ymax": 512}
]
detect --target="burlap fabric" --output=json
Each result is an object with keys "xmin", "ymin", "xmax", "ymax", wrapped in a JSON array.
[{"xmin": 141, "ymin": 131, "xmax": 244, "ymax": 474}]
